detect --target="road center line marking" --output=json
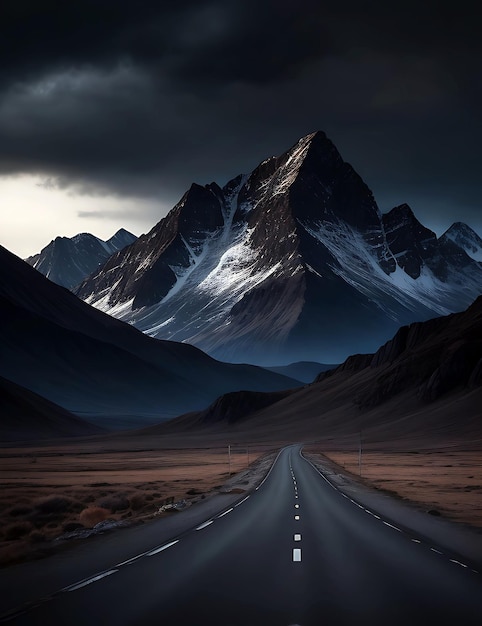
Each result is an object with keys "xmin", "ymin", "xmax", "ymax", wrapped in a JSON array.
[
  {"xmin": 218, "ymin": 508, "xmax": 234, "ymax": 518},
  {"xmin": 66, "ymin": 570, "xmax": 118, "ymax": 592},
  {"xmin": 294, "ymin": 534, "xmax": 301, "ymax": 541},
  {"xmin": 147, "ymin": 540, "xmax": 179, "ymax": 556},
  {"xmin": 293, "ymin": 548, "xmax": 302, "ymax": 562},
  {"xmin": 196, "ymin": 520, "xmax": 214, "ymax": 530}
]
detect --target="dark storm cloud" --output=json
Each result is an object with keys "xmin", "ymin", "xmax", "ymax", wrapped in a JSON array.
[{"xmin": 0, "ymin": 0, "xmax": 481, "ymax": 230}]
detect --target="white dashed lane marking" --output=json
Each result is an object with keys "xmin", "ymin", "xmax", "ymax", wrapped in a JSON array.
[
  {"xmin": 293, "ymin": 549, "xmax": 302, "ymax": 562},
  {"xmin": 195, "ymin": 520, "xmax": 214, "ymax": 531},
  {"xmin": 147, "ymin": 540, "xmax": 179, "ymax": 556},
  {"xmin": 294, "ymin": 534, "xmax": 301, "ymax": 541},
  {"xmin": 300, "ymin": 448, "xmax": 481, "ymax": 579},
  {"xmin": 217, "ymin": 508, "xmax": 233, "ymax": 518}
]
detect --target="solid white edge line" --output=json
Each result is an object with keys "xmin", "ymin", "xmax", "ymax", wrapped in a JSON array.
[
  {"xmin": 66, "ymin": 570, "xmax": 118, "ymax": 592},
  {"xmin": 147, "ymin": 540, "xmax": 179, "ymax": 556},
  {"xmin": 293, "ymin": 548, "xmax": 302, "ymax": 562},
  {"xmin": 256, "ymin": 447, "xmax": 286, "ymax": 490},
  {"xmin": 218, "ymin": 508, "xmax": 234, "ymax": 518},
  {"xmin": 195, "ymin": 520, "xmax": 214, "ymax": 530},
  {"xmin": 383, "ymin": 521, "xmax": 402, "ymax": 532},
  {"xmin": 299, "ymin": 448, "xmax": 403, "ymax": 536}
]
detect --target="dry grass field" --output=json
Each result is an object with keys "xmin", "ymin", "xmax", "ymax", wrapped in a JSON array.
[
  {"xmin": 305, "ymin": 446, "xmax": 482, "ymax": 529},
  {"xmin": 0, "ymin": 442, "xmax": 267, "ymax": 567},
  {"xmin": 2, "ymin": 431, "xmax": 482, "ymax": 569}
]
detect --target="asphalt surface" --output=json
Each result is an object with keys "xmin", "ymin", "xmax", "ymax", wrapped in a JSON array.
[{"xmin": 3, "ymin": 444, "xmax": 482, "ymax": 625}]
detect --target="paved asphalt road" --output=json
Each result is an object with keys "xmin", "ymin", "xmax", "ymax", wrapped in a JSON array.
[{"xmin": 4, "ymin": 444, "xmax": 482, "ymax": 625}]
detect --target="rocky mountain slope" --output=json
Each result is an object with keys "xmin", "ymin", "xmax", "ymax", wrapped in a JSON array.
[
  {"xmin": 77, "ymin": 131, "xmax": 482, "ymax": 365},
  {"xmin": 0, "ymin": 245, "xmax": 300, "ymax": 430},
  {"xmin": 26, "ymin": 228, "xmax": 136, "ymax": 290},
  {"xmin": 153, "ymin": 296, "xmax": 482, "ymax": 443}
]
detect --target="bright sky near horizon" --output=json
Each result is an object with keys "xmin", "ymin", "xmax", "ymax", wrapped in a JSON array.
[{"xmin": 0, "ymin": 175, "xmax": 161, "ymax": 258}]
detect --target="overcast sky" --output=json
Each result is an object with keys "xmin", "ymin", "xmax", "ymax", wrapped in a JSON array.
[{"xmin": 1, "ymin": 0, "xmax": 481, "ymax": 258}]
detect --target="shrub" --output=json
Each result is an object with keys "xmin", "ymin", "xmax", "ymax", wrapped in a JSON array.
[
  {"xmin": 7, "ymin": 505, "xmax": 33, "ymax": 517},
  {"xmin": 29, "ymin": 531, "xmax": 45, "ymax": 543},
  {"xmin": 96, "ymin": 495, "xmax": 129, "ymax": 512},
  {"xmin": 5, "ymin": 521, "xmax": 34, "ymax": 540},
  {"xmin": 34, "ymin": 496, "xmax": 72, "ymax": 514},
  {"xmin": 129, "ymin": 494, "xmax": 146, "ymax": 511},
  {"xmin": 79, "ymin": 507, "xmax": 110, "ymax": 527}
]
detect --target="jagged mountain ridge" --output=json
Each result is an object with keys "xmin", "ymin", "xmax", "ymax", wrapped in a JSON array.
[
  {"xmin": 77, "ymin": 131, "xmax": 482, "ymax": 365},
  {"xmin": 26, "ymin": 228, "xmax": 137, "ymax": 290}
]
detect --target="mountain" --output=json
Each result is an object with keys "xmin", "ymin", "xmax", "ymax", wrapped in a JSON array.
[
  {"xmin": 264, "ymin": 361, "xmax": 336, "ymax": 384},
  {"xmin": 76, "ymin": 131, "xmax": 482, "ymax": 365},
  {"xmin": 25, "ymin": 228, "xmax": 137, "ymax": 290},
  {"xmin": 440, "ymin": 222, "xmax": 482, "ymax": 262},
  {"xmin": 0, "ymin": 376, "xmax": 104, "ymax": 442},
  {"xmin": 152, "ymin": 295, "xmax": 482, "ymax": 444},
  {"xmin": 0, "ymin": 245, "xmax": 300, "ymax": 430}
]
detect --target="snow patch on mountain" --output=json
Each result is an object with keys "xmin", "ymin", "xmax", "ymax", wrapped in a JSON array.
[
  {"xmin": 442, "ymin": 222, "xmax": 482, "ymax": 262},
  {"xmin": 304, "ymin": 219, "xmax": 456, "ymax": 318}
]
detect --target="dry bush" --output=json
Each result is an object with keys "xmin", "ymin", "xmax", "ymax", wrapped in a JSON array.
[
  {"xmin": 29, "ymin": 530, "xmax": 45, "ymax": 543},
  {"xmin": 34, "ymin": 495, "xmax": 73, "ymax": 514},
  {"xmin": 79, "ymin": 507, "xmax": 110, "ymax": 527},
  {"xmin": 96, "ymin": 495, "xmax": 129, "ymax": 512},
  {"xmin": 5, "ymin": 521, "xmax": 34, "ymax": 540},
  {"xmin": 6, "ymin": 505, "xmax": 33, "ymax": 517},
  {"xmin": 34, "ymin": 495, "xmax": 72, "ymax": 513},
  {"xmin": 129, "ymin": 494, "xmax": 146, "ymax": 511}
]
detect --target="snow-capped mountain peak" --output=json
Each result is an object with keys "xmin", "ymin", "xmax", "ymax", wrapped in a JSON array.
[
  {"xmin": 76, "ymin": 132, "xmax": 482, "ymax": 365},
  {"xmin": 26, "ymin": 229, "xmax": 137, "ymax": 290},
  {"xmin": 440, "ymin": 222, "xmax": 482, "ymax": 262}
]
